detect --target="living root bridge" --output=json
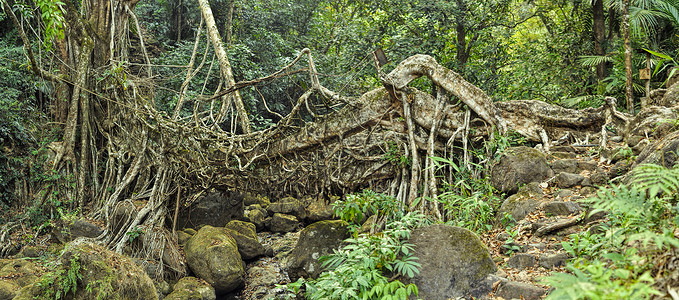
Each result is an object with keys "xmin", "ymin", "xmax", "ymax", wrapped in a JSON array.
[{"xmin": 224, "ymin": 54, "xmax": 627, "ymax": 204}]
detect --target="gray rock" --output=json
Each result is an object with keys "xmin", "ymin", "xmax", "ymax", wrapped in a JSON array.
[
  {"xmin": 556, "ymin": 172, "xmax": 587, "ymax": 188},
  {"xmin": 496, "ymin": 182, "xmax": 544, "ymax": 223},
  {"xmin": 549, "ymin": 151, "xmax": 577, "ymax": 159},
  {"xmin": 634, "ymin": 130, "xmax": 679, "ymax": 169},
  {"xmin": 243, "ymin": 193, "xmax": 271, "ymax": 208},
  {"xmin": 539, "ymin": 253, "xmax": 569, "ymax": 269},
  {"xmin": 577, "ymin": 160, "xmax": 598, "ymax": 172},
  {"xmin": 580, "ymin": 186, "xmax": 597, "ymax": 196},
  {"xmin": 15, "ymin": 242, "xmax": 158, "ymax": 300},
  {"xmin": 305, "ymin": 196, "xmax": 334, "ymax": 222},
  {"xmin": 555, "ymin": 189, "xmax": 574, "ymax": 199},
  {"xmin": 246, "ymin": 266, "xmax": 281, "ymax": 299},
  {"xmin": 177, "ymin": 231, "xmax": 192, "ymax": 246},
  {"xmin": 52, "ymin": 219, "xmax": 104, "ymax": 243},
  {"xmin": 506, "ymin": 253, "xmax": 536, "ymax": 269},
  {"xmin": 225, "ymin": 220, "xmax": 266, "ymax": 260},
  {"xmin": 0, "ymin": 259, "xmax": 40, "ymax": 291},
  {"xmin": 165, "ymin": 277, "xmax": 216, "ymax": 300},
  {"xmin": 627, "ymin": 105, "xmax": 678, "ymax": 139},
  {"xmin": 185, "ymin": 226, "xmax": 244, "ymax": 295},
  {"xmin": 245, "ymin": 207, "xmax": 267, "ymax": 231},
  {"xmin": 496, "ymin": 281, "xmax": 545, "ymax": 300},
  {"xmin": 610, "ymin": 160, "xmax": 632, "ymax": 178},
  {"xmin": 551, "ymin": 159, "xmax": 578, "ymax": 174},
  {"xmin": 491, "ymin": 146, "xmax": 553, "ymax": 194},
  {"xmin": 589, "ymin": 170, "xmax": 609, "ymax": 186},
  {"xmin": 267, "ymin": 197, "xmax": 307, "ymax": 220},
  {"xmin": 287, "ymin": 220, "xmax": 349, "ymax": 281},
  {"xmin": 403, "ymin": 224, "xmax": 497, "ymax": 300},
  {"xmin": 543, "ymin": 201, "xmax": 582, "ymax": 216},
  {"xmin": 177, "ymin": 190, "xmax": 244, "ymax": 230},
  {"xmin": 0, "ymin": 281, "xmax": 19, "ymax": 300},
  {"xmin": 269, "ymin": 213, "xmax": 300, "ymax": 233}
]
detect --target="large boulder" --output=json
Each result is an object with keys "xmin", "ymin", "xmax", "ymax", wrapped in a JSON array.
[
  {"xmin": 0, "ymin": 259, "xmax": 42, "ymax": 300},
  {"xmin": 269, "ymin": 213, "xmax": 300, "ymax": 233},
  {"xmin": 403, "ymin": 224, "xmax": 497, "ymax": 300},
  {"xmin": 164, "ymin": 277, "xmax": 216, "ymax": 300},
  {"xmin": 267, "ymin": 197, "xmax": 307, "ymax": 220},
  {"xmin": 52, "ymin": 218, "xmax": 104, "ymax": 243},
  {"xmin": 304, "ymin": 196, "xmax": 335, "ymax": 222},
  {"xmin": 244, "ymin": 205, "xmax": 267, "ymax": 231},
  {"xmin": 184, "ymin": 226, "xmax": 244, "ymax": 295},
  {"xmin": 491, "ymin": 146, "xmax": 553, "ymax": 194},
  {"xmin": 496, "ymin": 182, "xmax": 544, "ymax": 223},
  {"xmin": 633, "ymin": 130, "xmax": 679, "ymax": 169},
  {"xmin": 660, "ymin": 80, "xmax": 679, "ymax": 107},
  {"xmin": 225, "ymin": 220, "xmax": 266, "ymax": 260},
  {"xmin": 626, "ymin": 106, "xmax": 678, "ymax": 140},
  {"xmin": 287, "ymin": 220, "xmax": 349, "ymax": 281},
  {"xmin": 14, "ymin": 242, "xmax": 157, "ymax": 300},
  {"xmin": 176, "ymin": 190, "xmax": 244, "ymax": 229}
]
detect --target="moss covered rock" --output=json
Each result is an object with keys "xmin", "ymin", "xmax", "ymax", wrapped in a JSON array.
[
  {"xmin": 0, "ymin": 279, "xmax": 19, "ymax": 300},
  {"xmin": 0, "ymin": 259, "xmax": 42, "ymax": 289},
  {"xmin": 165, "ymin": 277, "xmax": 216, "ymax": 300},
  {"xmin": 185, "ymin": 225, "xmax": 244, "ymax": 295},
  {"xmin": 404, "ymin": 224, "xmax": 497, "ymax": 300},
  {"xmin": 14, "ymin": 242, "xmax": 157, "ymax": 300},
  {"xmin": 496, "ymin": 182, "xmax": 544, "ymax": 223},
  {"xmin": 269, "ymin": 213, "xmax": 299, "ymax": 233},
  {"xmin": 267, "ymin": 197, "xmax": 307, "ymax": 220},
  {"xmin": 225, "ymin": 220, "xmax": 265, "ymax": 260},
  {"xmin": 287, "ymin": 220, "xmax": 349, "ymax": 281},
  {"xmin": 491, "ymin": 146, "xmax": 553, "ymax": 194}
]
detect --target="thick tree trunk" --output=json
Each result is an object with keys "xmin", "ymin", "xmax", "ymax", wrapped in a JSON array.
[
  {"xmin": 198, "ymin": 0, "xmax": 251, "ymax": 133},
  {"xmin": 623, "ymin": 0, "xmax": 634, "ymax": 113},
  {"xmin": 226, "ymin": 0, "xmax": 234, "ymax": 45},
  {"xmin": 593, "ymin": 0, "xmax": 607, "ymax": 80}
]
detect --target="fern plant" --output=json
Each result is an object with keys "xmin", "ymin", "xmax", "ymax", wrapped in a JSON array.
[
  {"xmin": 282, "ymin": 191, "xmax": 426, "ymax": 300},
  {"xmin": 543, "ymin": 164, "xmax": 679, "ymax": 299}
]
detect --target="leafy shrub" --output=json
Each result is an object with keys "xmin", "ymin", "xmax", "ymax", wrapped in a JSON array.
[
  {"xmin": 542, "ymin": 164, "xmax": 679, "ymax": 299},
  {"xmin": 283, "ymin": 191, "xmax": 426, "ymax": 300}
]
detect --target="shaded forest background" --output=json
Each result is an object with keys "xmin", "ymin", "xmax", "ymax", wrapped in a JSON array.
[{"xmin": 1, "ymin": 0, "xmax": 679, "ymax": 241}]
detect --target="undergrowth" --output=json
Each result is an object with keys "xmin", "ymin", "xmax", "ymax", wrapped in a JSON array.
[
  {"xmin": 282, "ymin": 190, "xmax": 428, "ymax": 300},
  {"xmin": 542, "ymin": 164, "xmax": 679, "ymax": 299}
]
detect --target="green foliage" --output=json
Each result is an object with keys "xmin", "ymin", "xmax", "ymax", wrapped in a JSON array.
[
  {"xmin": 631, "ymin": 163, "xmax": 679, "ymax": 199},
  {"xmin": 501, "ymin": 226, "xmax": 522, "ymax": 255},
  {"xmin": 35, "ymin": 0, "xmax": 66, "ymax": 50},
  {"xmin": 283, "ymin": 191, "xmax": 425, "ymax": 299},
  {"xmin": 543, "ymin": 164, "xmax": 679, "ymax": 299},
  {"xmin": 436, "ymin": 191, "xmax": 494, "ymax": 234},
  {"xmin": 37, "ymin": 255, "xmax": 82, "ymax": 299},
  {"xmin": 382, "ymin": 142, "xmax": 410, "ymax": 168},
  {"xmin": 331, "ymin": 190, "xmax": 401, "ymax": 233},
  {"xmin": 0, "ymin": 37, "xmax": 40, "ymax": 216},
  {"xmin": 126, "ymin": 226, "xmax": 145, "ymax": 242}
]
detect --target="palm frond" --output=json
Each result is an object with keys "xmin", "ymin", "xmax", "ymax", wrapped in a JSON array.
[
  {"xmin": 560, "ymin": 95, "xmax": 605, "ymax": 108},
  {"xmin": 630, "ymin": 7, "xmax": 663, "ymax": 35},
  {"xmin": 578, "ymin": 55, "xmax": 615, "ymax": 67},
  {"xmin": 654, "ymin": 0, "xmax": 679, "ymax": 28}
]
